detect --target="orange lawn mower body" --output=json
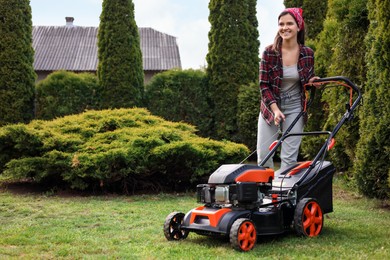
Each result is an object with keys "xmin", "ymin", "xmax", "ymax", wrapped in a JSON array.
[{"xmin": 163, "ymin": 76, "xmax": 362, "ymax": 251}]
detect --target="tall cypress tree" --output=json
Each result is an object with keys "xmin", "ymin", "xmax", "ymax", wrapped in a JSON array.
[
  {"xmin": 284, "ymin": 0, "xmax": 302, "ymax": 7},
  {"xmin": 308, "ymin": 0, "xmax": 368, "ymax": 172},
  {"xmin": 354, "ymin": 0, "xmax": 390, "ymax": 199},
  {"xmin": 0, "ymin": 0, "xmax": 35, "ymax": 125},
  {"xmin": 207, "ymin": 0, "xmax": 259, "ymax": 141},
  {"xmin": 97, "ymin": 0, "xmax": 144, "ymax": 109},
  {"xmin": 301, "ymin": 0, "xmax": 327, "ymax": 39}
]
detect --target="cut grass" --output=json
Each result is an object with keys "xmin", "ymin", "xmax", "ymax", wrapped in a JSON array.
[{"xmin": 0, "ymin": 179, "xmax": 389, "ymax": 259}]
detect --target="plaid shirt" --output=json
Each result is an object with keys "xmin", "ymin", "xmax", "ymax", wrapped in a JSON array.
[{"xmin": 259, "ymin": 44, "xmax": 315, "ymax": 125}]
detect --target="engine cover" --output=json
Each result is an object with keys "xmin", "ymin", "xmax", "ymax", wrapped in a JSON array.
[{"xmin": 208, "ymin": 164, "xmax": 274, "ymax": 184}]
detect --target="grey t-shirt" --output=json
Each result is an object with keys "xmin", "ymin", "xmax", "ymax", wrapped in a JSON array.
[{"xmin": 281, "ymin": 64, "xmax": 300, "ymax": 94}]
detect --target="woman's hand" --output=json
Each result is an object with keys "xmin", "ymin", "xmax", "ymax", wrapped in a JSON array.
[
  {"xmin": 309, "ymin": 76, "xmax": 320, "ymax": 84},
  {"xmin": 274, "ymin": 110, "xmax": 285, "ymax": 126},
  {"xmin": 270, "ymin": 103, "xmax": 285, "ymax": 126}
]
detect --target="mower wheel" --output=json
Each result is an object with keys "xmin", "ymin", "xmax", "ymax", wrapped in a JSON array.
[
  {"xmin": 229, "ymin": 218, "xmax": 257, "ymax": 251},
  {"xmin": 294, "ymin": 198, "xmax": 323, "ymax": 237},
  {"xmin": 163, "ymin": 212, "xmax": 189, "ymax": 241}
]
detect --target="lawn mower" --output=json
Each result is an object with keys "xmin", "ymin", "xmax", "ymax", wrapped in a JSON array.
[{"xmin": 163, "ymin": 76, "xmax": 362, "ymax": 251}]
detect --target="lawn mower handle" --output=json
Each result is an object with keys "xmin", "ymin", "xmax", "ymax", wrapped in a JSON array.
[
  {"xmin": 292, "ymin": 76, "xmax": 362, "ymax": 190},
  {"xmin": 308, "ymin": 76, "xmax": 362, "ymax": 112},
  {"xmin": 312, "ymin": 76, "xmax": 360, "ymax": 93}
]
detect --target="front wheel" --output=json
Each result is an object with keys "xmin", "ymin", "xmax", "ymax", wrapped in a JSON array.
[
  {"xmin": 294, "ymin": 198, "xmax": 323, "ymax": 237},
  {"xmin": 163, "ymin": 212, "xmax": 189, "ymax": 240},
  {"xmin": 229, "ymin": 218, "xmax": 257, "ymax": 251}
]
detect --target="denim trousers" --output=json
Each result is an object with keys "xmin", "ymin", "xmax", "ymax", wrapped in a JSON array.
[{"xmin": 257, "ymin": 92, "xmax": 303, "ymax": 169}]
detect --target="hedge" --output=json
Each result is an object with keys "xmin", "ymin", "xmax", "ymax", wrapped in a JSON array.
[
  {"xmin": 0, "ymin": 108, "xmax": 249, "ymax": 193},
  {"xmin": 35, "ymin": 71, "xmax": 100, "ymax": 120},
  {"xmin": 145, "ymin": 69, "xmax": 212, "ymax": 138}
]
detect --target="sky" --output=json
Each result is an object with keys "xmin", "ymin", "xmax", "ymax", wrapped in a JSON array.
[{"xmin": 30, "ymin": 0, "xmax": 285, "ymax": 69}]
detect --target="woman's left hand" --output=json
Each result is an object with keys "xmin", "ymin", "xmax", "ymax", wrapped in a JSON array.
[{"xmin": 308, "ymin": 76, "xmax": 320, "ymax": 83}]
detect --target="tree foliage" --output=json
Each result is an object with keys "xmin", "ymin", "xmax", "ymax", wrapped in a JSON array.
[
  {"xmin": 0, "ymin": 0, "xmax": 35, "ymax": 126},
  {"xmin": 306, "ymin": 0, "xmax": 369, "ymax": 172},
  {"xmin": 237, "ymin": 83, "xmax": 260, "ymax": 151},
  {"xmin": 354, "ymin": 0, "xmax": 390, "ymax": 199},
  {"xmin": 284, "ymin": 0, "xmax": 303, "ymax": 7},
  {"xmin": 0, "ymin": 109, "xmax": 249, "ymax": 193},
  {"xmin": 207, "ymin": 0, "xmax": 260, "ymax": 141},
  {"xmin": 145, "ymin": 69, "xmax": 212, "ymax": 138},
  {"xmin": 35, "ymin": 71, "xmax": 100, "ymax": 120},
  {"xmin": 301, "ymin": 0, "xmax": 328, "ymax": 39},
  {"xmin": 97, "ymin": 0, "xmax": 144, "ymax": 109}
]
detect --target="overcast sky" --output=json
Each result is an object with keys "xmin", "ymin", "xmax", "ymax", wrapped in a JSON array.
[{"xmin": 30, "ymin": 0, "xmax": 285, "ymax": 69}]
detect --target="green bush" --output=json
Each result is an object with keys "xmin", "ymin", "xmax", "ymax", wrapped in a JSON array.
[
  {"xmin": 35, "ymin": 71, "xmax": 100, "ymax": 120},
  {"xmin": 237, "ymin": 83, "xmax": 260, "ymax": 151},
  {"xmin": 0, "ymin": 124, "xmax": 44, "ymax": 172},
  {"xmin": 145, "ymin": 69, "xmax": 212, "ymax": 137},
  {"xmin": 0, "ymin": 108, "xmax": 249, "ymax": 193}
]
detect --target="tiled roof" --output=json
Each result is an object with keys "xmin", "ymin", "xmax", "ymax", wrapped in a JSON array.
[{"xmin": 32, "ymin": 26, "xmax": 181, "ymax": 72}]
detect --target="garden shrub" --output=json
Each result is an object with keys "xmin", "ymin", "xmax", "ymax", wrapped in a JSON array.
[
  {"xmin": 0, "ymin": 108, "xmax": 249, "ymax": 193},
  {"xmin": 145, "ymin": 69, "xmax": 212, "ymax": 137},
  {"xmin": 237, "ymin": 82, "xmax": 260, "ymax": 151},
  {"xmin": 0, "ymin": 124, "xmax": 44, "ymax": 172},
  {"xmin": 35, "ymin": 71, "xmax": 100, "ymax": 120}
]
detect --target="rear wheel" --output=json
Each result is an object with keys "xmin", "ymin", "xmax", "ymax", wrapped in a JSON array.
[
  {"xmin": 163, "ymin": 212, "xmax": 189, "ymax": 240},
  {"xmin": 294, "ymin": 198, "xmax": 323, "ymax": 237},
  {"xmin": 229, "ymin": 218, "xmax": 257, "ymax": 251}
]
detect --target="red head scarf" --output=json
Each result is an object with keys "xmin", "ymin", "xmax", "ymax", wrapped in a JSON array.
[{"xmin": 284, "ymin": 8, "xmax": 304, "ymax": 31}]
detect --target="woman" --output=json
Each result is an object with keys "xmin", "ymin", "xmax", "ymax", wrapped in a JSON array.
[{"xmin": 257, "ymin": 8, "xmax": 319, "ymax": 169}]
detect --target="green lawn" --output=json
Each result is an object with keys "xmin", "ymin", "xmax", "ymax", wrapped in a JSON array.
[{"xmin": 0, "ymin": 180, "xmax": 389, "ymax": 259}]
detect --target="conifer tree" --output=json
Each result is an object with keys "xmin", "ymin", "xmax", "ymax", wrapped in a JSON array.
[
  {"xmin": 310, "ymin": 0, "xmax": 368, "ymax": 171},
  {"xmin": 284, "ymin": 0, "xmax": 327, "ymax": 40},
  {"xmin": 0, "ymin": 0, "xmax": 35, "ymax": 125},
  {"xmin": 302, "ymin": 0, "xmax": 327, "ymax": 39},
  {"xmin": 284, "ymin": 0, "xmax": 302, "ymax": 7},
  {"xmin": 354, "ymin": 0, "xmax": 390, "ymax": 199},
  {"xmin": 97, "ymin": 0, "xmax": 144, "ymax": 108},
  {"xmin": 207, "ymin": 0, "xmax": 260, "ymax": 140}
]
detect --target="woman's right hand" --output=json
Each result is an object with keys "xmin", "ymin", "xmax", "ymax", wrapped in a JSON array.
[
  {"xmin": 274, "ymin": 110, "xmax": 285, "ymax": 126},
  {"xmin": 270, "ymin": 103, "xmax": 285, "ymax": 126}
]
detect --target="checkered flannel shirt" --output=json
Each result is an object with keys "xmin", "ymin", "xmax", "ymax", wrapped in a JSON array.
[{"xmin": 259, "ymin": 44, "xmax": 315, "ymax": 125}]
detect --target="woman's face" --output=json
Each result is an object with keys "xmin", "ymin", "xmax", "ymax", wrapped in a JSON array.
[{"xmin": 278, "ymin": 13, "xmax": 299, "ymax": 41}]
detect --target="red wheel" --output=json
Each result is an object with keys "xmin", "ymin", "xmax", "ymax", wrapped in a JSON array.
[
  {"xmin": 163, "ymin": 212, "xmax": 189, "ymax": 240},
  {"xmin": 230, "ymin": 218, "xmax": 257, "ymax": 251},
  {"xmin": 294, "ymin": 198, "xmax": 323, "ymax": 237}
]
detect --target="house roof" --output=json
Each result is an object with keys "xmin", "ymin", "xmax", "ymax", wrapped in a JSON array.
[{"xmin": 32, "ymin": 25, "xmax": 182, "ymax": 72}]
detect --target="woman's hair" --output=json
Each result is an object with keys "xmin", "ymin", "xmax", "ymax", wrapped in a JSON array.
[{"xmin": 272, "ymin": 11, "xmax": 305, "ymax": 50}]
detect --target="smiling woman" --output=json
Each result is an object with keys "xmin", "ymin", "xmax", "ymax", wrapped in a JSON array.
[{"xmin": 257, "ymin": 7, "xmax": 319, "ymax": 170}]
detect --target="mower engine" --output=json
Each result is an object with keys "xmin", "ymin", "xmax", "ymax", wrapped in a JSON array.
[{"xmin": 196, "ymin": 164, "xmax": 274, "ymax": 209}]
